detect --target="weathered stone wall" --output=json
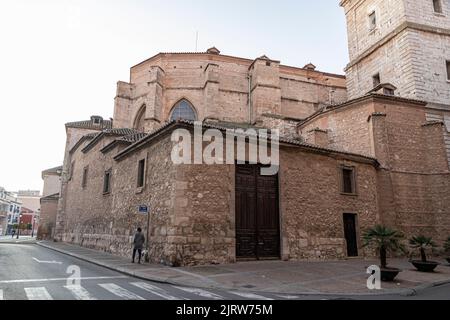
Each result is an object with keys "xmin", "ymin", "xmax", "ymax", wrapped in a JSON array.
[
  {"xmin": 60, "ymin": 133, "xmax": 179, "ymax": 263},
  {"xmin": 112, "ymin": 136, "xmax": 178, "ymax": 265},
  {"xmin": 299, "ymin": 100, "xmax": 376, "ymax": 157},
  {"xmin": 170, "ymin": 163, "xmax": 235, "ymax": 266},
  {"xmin": 279, "ymin": 147, "xmax": 379, "ymax": 260}
]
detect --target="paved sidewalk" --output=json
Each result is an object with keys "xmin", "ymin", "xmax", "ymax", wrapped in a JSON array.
[
  {"xmin": 0, "ymin": 235, "xmax": 37, "ymax": 244},
  {"xmin": 36, "ymin": 241, "xmax": 450, "ymax": 296}
]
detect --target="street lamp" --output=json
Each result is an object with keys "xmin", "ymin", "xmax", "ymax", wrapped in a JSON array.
[{"xmin": 16, "ymin": 213, "xmax": 23, "ymax": 239}]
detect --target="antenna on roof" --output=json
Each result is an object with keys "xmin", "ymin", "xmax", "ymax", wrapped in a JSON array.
[{"xmin": 195, "ymin": 31, "xmax": 199, "ymax": 52}]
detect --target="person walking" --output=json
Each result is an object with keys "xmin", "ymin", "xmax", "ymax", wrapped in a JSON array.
[{"xmin": 132, "ymin": 227, "xmax": 145, "ymax": 264}]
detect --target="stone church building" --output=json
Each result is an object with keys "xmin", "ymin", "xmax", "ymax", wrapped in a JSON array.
[{"xmin": 53, "ymin": 0, "xmax": 450, "ymax": 266}]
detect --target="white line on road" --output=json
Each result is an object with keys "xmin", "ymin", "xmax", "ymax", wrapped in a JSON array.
[
  {"xmin": 99, "ymin": 283, "xmax": 145, "ymax": 300},
  {"xmin": 173, "ymin": 286, "xmax": 224, "ymax": 300},
  {"xmin": 65, "ymin": 285, "xmax": 97, "ymax": 300},
  {"xmin": 24, "ymin": 287, "xmax": 53, "ymax": 300},
  {"xmin": 32, "ymin": 257, "xmax": 63, "ymax": 265},
  {"xmin": 131, "ymin": 282, "xmax": 184, "ymax": 300},
  {"xmin": 276, "ymin": 294, "xmax": 300, "ymax": 300},
  {"xmin": 228, "ymin": 291, "xmax": 274, "ymax": 300},
  {"xmin": 0, "ymin": 289, "xmax": 3, "ymax": 300},
  {"xmin": 0, "ymin": 276, "xmax": 128, "ymax": 284}
]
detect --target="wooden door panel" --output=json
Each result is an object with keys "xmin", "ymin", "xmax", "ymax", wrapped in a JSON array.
[
  {"xmin": 236, "ymin": 165, "xmax": 280, "ymax": 260},
  {"xmin": 343, "ymin": 214, "xmax": 358, "ymax": 257}
]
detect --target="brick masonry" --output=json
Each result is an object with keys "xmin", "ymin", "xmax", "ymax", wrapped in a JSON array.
[{"xmin": 299, "ymin": 94, "xmax": 450, "ymax": 243}]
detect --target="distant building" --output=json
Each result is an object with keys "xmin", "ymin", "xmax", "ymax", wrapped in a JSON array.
[
  {"xmin": 37, "ymin": 166, "xmax": 62, "ymax": 240},
  {"xmin": 17, "ymin": 190, "xmax": 41, "ymax": 213},
  {"xmin": 19, "ymin": 207, "xmax": 39, "ymax": 236},
  {"xmin": 41, "ymin": 166, "xmax": 62, "ymax": 197},
  {"xmin": 0, "ymin": 188, "xmax": 22, "ymax": 236}
]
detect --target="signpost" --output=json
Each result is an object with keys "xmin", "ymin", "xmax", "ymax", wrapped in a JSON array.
[{"xmin": 138, "ymin": 205, "xmax": 150, "ymax": 262}]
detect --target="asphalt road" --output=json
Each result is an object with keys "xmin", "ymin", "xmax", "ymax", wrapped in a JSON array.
[{"xmin": 0, "ymin": 244, "xmax": 449, "ymax": 300}]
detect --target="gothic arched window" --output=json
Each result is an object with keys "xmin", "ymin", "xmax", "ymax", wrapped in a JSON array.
[
  {"xmin": 170, "ymin": 100, "xmax": 197, "ymax": 121},
  {"xmin": 134, "ymin": 105, "xmax": 146, "ymax": 132}
]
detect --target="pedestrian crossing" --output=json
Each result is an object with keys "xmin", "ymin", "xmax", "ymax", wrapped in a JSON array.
[
  {"xmin": 65, "ymin": 285, "xmax": 97, "ymax": 300},
  {"xmin": 24, "ymin": 287, "xmax": 53, "ymax": 300},
  {"xmin": 99, "ymin": 283, "xmax": 145, "ymax": 300},
  {"xmin": 0, "ymin": 281, "xmax": 290, "ymax": 301},
  {"xmin": 130, "ymin": 282, "xmax": 182, "ymax": 300}
]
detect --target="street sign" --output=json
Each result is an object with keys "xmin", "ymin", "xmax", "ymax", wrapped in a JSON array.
[{"xmin": 138, "ymin": 205, "xmax": 149, "ymax": 214}]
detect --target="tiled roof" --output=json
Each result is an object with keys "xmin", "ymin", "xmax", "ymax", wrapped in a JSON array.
[
  {"xmin": 114, "ymin": 120, "xmax": 378, "ymax": 165},
  {"xmin": 104, "ymin": 128, "xmax": 138, "ymax": 136},
  {"xmin": 120, "ymin": 132, "xmax": 148, "ymax": 142},
  {"xmin": 298, "ymin": 93, "xmax": 427, "ymax": 128},
  {"xmin": 100, "ymin": 132, "xmax": 148, "ymax": 154},
  {"xmin": 65, "ymin": 119, "xmax": 113, "ymax": 130},
  {"xmin": 81, "ymin": 128, "xmax": 139, "ymax": 154}
]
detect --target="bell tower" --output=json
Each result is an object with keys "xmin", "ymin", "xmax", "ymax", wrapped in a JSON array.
[{"xmin": 340, "ymin": 0, "xmax": 450, "ymax": 110}]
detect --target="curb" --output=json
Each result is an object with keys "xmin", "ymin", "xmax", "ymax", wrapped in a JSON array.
[
  {"xmin": 0, "ymin": 240, "xmax": 37, "ymax": 245},
  {"xmin": 36, "ymin": 242, "xmax": 182, "ymax": 287},
  {"xmin": 36, "ymin": 242, "xmax": 450, "ymax": 297}
]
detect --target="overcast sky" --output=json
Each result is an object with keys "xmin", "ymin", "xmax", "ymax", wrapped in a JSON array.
[{"xmin": 0, "ymin": 0, "xmax": 348, "ymax": 192}]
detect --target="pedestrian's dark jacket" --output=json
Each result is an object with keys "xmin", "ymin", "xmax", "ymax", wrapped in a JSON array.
[{"xmin": 133, "ymin": 232, "xmax": 145, "ymax": 250}]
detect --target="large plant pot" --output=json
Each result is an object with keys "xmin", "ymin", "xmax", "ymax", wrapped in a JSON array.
[
  {"xmin": 381, "ymin": 267, "xmax": 401, "ymax": 282},
  {"xmin": 411, "ymin": 260, "xmax": 439, "ymax": 272}
]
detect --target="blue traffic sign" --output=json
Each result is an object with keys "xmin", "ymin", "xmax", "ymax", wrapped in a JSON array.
[{"xmin": 138, "ymin": 205, "xmax": 149, "ymax": 214}]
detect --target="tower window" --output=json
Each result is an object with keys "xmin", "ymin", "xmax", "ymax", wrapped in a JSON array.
[
  {"xmin": 103, "ymin": 170, "xmax": 111, "ymax": 194},
  {"xmin": 372, "ymin": 73, "xmax": 381, "ymax": 87},
  {"xmin": 433, "ymin": 0, "xmax": 443, "ymax": 13},
  {"xmin": 82, "ymin": 166, "xmax": 88, "ymax": 189},
  {"xmin": 446, "ymin": 60, "xmax": 450, "ymax": 81},
  {"xmin": 369, "ymin": 11, "xmax": 377, "ymax": 30},
  {"xmin": 341, "ymin": 166, "xmax": 356, "ymax": 195},
  {"xmin": 137, "ymin": 159, "xmax": 146, "ymax": 188}
]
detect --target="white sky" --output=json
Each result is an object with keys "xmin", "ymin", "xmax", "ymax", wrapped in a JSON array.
[{"xmin": 0, "ymin": 0, "xmax": 349, "ymax": 192}]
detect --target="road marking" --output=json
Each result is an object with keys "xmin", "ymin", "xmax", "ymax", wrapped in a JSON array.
[
  {"xmin": 0, "ymin": 289, "xmax": 3, "ymax": 300},
  {"xmin": 173, "ymin": 286, "xmax": 224, "ymax": 300},
  {"xmin": 0, "ymin": 276, "xmax": 128, "ymax": 284},
  {"xmin": 32, "ymin": 257, "xmax": 62, "ymax": 265},
  {"xmin": 65, "ymin": 285, "xmax": 97, "ymax": 300},
  {"xmin": 228, "ymin": 291, "xmax": 273, "ymax": 300},
  {"xmin": 131, "ymin": 282, "xmax": 184, "ymax": 300},
  {"xmin": 24, "ymin": 287, "xmax": 53, "ymax": 300},
  {"xmin": 276, "ymin": 294, "xmax": 300, "ymax": 300},
  {"xmin": 99, "ymin": 283, "xmax": 145, "ymax": 300}
]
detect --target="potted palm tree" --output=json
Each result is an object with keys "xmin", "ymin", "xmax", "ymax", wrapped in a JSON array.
[
  {"xmin": 363, "ymin": 225, "xmax": 405, "ymax": 281},
  {"xmin": 443, "ymin": 237, "xmax": 450, "ymax": 264},
  {"xmin": 409, "ymin": 235, "xmax": 439, "ymax": 272}
]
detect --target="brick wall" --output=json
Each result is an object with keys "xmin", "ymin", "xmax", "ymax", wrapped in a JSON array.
[
  {"xmin": 299, "ymin": 95, "xmax": 450, "ymax": 243},
  {"xmin": 113, "ymin": 53, "xmax": 346, "ymax": 131}
]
